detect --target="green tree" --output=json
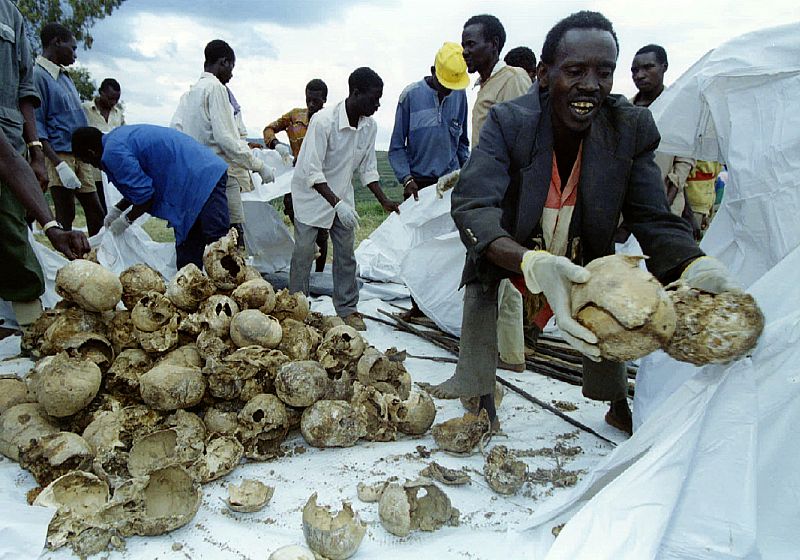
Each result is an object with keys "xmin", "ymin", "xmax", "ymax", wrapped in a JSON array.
[
  {"xmin": 15, "ymin": 0, "xmax": 125, "ymax": 53},
  {"xmin": 66, "ymin": 66, "xmax": 96, "ymax": 100}
]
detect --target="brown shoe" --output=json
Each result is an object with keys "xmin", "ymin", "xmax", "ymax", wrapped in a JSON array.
[
  {"xmin": 605, "ymin": 399, "xmax": 633, "ymax": 436},
  {"xmin": 498, "ymin": 358, "xmax": 525, "ymax": 373},
  {"xmin": 342, "ymin": 312, "xmax": 366, "ymax": 331}
]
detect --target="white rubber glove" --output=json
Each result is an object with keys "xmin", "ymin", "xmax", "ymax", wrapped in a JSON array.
[
  {"xmin": 256, "ymin": 164, "xmax": 276, "ymax": 184},
  {"xmin": 334, "ymin": 200, "xmax": 360, "ymax": 230},
  {"xmin": 103, "ymin": 206, "xmax": 122, "ymax": 229},
  {"xmin": 680, "ymin": 256, "xmax": 740, "ymax": 294},
  {"xmin": 274, "ymin": 143, "xmax": 293, "ymax": 165},
  {"xmin": 520, "ymin": 250, "xmax": 600, "ymax": 360},
  {"xmin": 108, "ymin": 215, "xmax": 131, "ymax": 235},
  {"xmin": 55, "ymin": 161, "xmax": 81, "ymax": 190}
]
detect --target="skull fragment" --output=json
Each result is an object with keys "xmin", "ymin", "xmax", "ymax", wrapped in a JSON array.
[
  {"xmin": 378, "ymin": 478, "xmax": 460, "ymax": 537},
  {"xmin": 483, "ymin": 445, "xmax": 527, "ymax": 495},
  {"xmin": 300, "ymin": 400, "xmax": 366, "ymax": 448},
  {"xmin": 302, "ymin": 493, "xmax": 366, "ymax": 560},
  {"xmin": 355, "ymin": 346, "xmax": 411, "ymax": 399},
  {"xmin": 431, "ymin": 410, "xmax": 490, "ymax": 454},
  {"xmin": 225, "ymin": 479, "xmax": 274, "ymax": 512},
  {"xmin": 166, "ymin": 263, "xmax": 216, "ymax": 311},
  {"xmin": 232, "ymin": 277, "xmax": 276, "ymax": 312},
  {"xmin": 351, "ymin": 382, "xmax": 396, "ymax": 442},
  {"xmin": 272, "ymin": 289, "xmax": 310, "ymax": 322},
  {"xmin": 571, "ymin": 254, "xmax": 676, "ymax": 361},
  {"xmin": 19, "ymin": 431, "xmax": 93, "ymax": 487},
  {"xmin": 275, "ymin": 360, "xmax": 329, "ymax": 408},
  {"xmin": 203, "ymin": 228, "xmax": 248, "ymax": 290}
]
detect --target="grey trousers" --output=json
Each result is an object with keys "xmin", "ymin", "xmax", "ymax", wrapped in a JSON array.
[
  {"xmin": 289, "ymin": 217, "xmax": 358, "ymax": 317},
  {"xmin": 453, "ymin": 281, "xmax": 628, "ymax": 400}
]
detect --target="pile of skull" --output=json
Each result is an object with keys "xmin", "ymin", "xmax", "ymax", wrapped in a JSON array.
[{"xmin": 0, "ymin": 229, "xmax": 441, "ymax": 558}]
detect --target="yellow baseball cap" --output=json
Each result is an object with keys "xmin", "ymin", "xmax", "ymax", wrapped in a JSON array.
[{"xmin": 435, "ymin": 42, "xmax": 469, "ymax": 90}]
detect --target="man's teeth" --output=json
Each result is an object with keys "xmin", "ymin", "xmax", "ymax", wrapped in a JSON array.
[{"xmin": 570, "ymin": 101, "xmax": 594, "ymax": 115}]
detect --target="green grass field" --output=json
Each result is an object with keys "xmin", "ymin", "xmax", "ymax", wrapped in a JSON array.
[{"xmin": 39, "ymin": 151, "xmax": 403, "ymax": 252}]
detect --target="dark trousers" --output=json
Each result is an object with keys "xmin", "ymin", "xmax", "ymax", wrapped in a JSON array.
[
  {"xmin": 0, "ymin": 180, "xmax": 45, "ymax": 301},
  {"xmin": 176, "ymin": 174, "xmax": 230, "ymax": 270}
]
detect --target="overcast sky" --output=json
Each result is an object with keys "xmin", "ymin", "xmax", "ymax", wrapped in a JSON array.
[{"xmin": 75, "ymin": 0, "xmax": 796, "ymax": 150}]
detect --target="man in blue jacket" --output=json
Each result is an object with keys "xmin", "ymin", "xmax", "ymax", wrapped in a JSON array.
[
  {"xmin": 388, "ymin": 42, "xmax": 470, "ymax": 202},
  {"xmin": 71, "ymin": 125, "xmax": 229, "ymax": 269}
]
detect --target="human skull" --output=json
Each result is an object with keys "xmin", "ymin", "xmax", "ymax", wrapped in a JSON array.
[
  {"xmin": 0, "ymin": 375, "xmax": 34, "ymax": 414},
  {"xmin": 166, "ymin": 263, "xmax": 216, "ymax": 311},
  {"xmin": 105, "ymin": 310, "xmax": 138, "ymax": 355},
  {"xmin": 230, "ymin": 309, "xmax": 282, "ymax": 348},
  {"xmin": 665, "ymin": 286, "xmax": 764, "ymax": 365},
  {"xmin": 571, "ymin": 254, "xmax": 676, "ymax": 361},
  {"xmin": 41, "ymin": 307, "xmax": 105, "ymax": 356},
  {"xmin": 33, "ymin": 470, "xmax": 111, "ymax": 552},
  {"xmin": 202, "ymin": 405, "xmax": 240, "ymax": 435},
  {"xmin": 278, "ymin": 319, "xmax": 321, "ymax": 360},
  {"xmin": 203, "ymin": 229, "xmax": 248, "ymax": 290},
  {"xmin": 31, "ymin": 353, "xmax": 102, "ymax": 417},
  {"xmin": 82, "ymin": 405, "xmax": 162, "ymax": 485},
  {"xmin": 186, "ymin": 294, "xmax": 239, "ymax": 337},
  {"xmin": 302, "ymin": 493, "xmax": 366, "ymax": 560},
  {"xmin": 205, "ymin": 347, "xmax": 288, "ymax": 401},
  {"xmin": 105, "ymin": 349, "xmax": 152, "ymax": 398},
  {"xmin": 351, "ymin": 382, "xmax": 396, "ymax": 442},
  {"xmin": 236, "ymin": 394, "xmax": 289, "ymax": 461},
  {"xmin": 483, "ymin": 445, "xmax": 527, "ymax": 495},
  {"xmin": 275, "ymin": 361, "xmax": 329, "ymax": 408},
  {"xmin": 139, "ymin": 363, "xmax": 206, "ymax": 411},
  {"xmin": 356, "ymin": 346, "xmax": 411, "ymax": 399},
  {"xmin": 0, "ymin": 403, "xmax": 58, "ymax": 460},
  {"xmin": 387, "ymin": 388, "xmax": 436, "ymax": 435},
  {"xmin": 119, "ymin": 264, "xmax": 165, "ymax": 310},
  {"xmin": 272, "ymin": 289, "xmax": 310, "ymax": 322},
  {"xmin": 135, "ymin": 314, "xmax": 180, "ymax": 354},
  {"xmin": 377, "ymin": 478, "xmax": 459, "ymax": 537},
  {"xmin": 100, "ymin": 465, "xmax": 201, "ymax": 537},
  {"xmin": 226, "ymin": 479, "xmax": 274, "ymax": 512},
  {"xmin": 55, "ymin": 259, "xmax": 122, "ymax": 312},
  {"xmin": 431, "ymin": 410, "xmax": 490, "ymax": 454},
  {"xmin": 127, "ymin": 410, "xmax": 206, "ymax": 478},
  {"xmin": 324, "ymin": 367, "xmax": 356, "ymax": 402},
  {"xmin": 131, "ymin": 291, "xmax": 176, "ymax": 332},
  {"xmin": 232, "ymin": 278, "xmax": 276, "ymax": 312},
  {"xmin": 191, "ymin": 434, "xmax": 244, "ymax": 483},
  {"xmin": 61, "ymin": 332, "xmax": 115, "ymax": 372},
  {"xmin": 300, "ymin": 400, "xmax": 366, "ymax": 448},
  {"xmin": 316, "ymin": 326, "xmax": 366, "ymax": 373},
  {"xmin": 19, "ymin": 431, "xmax": 93, "ymax": 487}
]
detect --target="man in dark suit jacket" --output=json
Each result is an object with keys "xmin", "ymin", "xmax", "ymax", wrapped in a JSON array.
[{"xmin": 427, "ymin": 11, "xmax": 737, "ymax": 435}]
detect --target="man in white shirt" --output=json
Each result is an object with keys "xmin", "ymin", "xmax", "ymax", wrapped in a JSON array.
[
  {"xmin": 289, "ymin": 67, "xmax": 400, "ymax": 331},
  {"xmin": 170, "ymin": 40, "xmax": 274, "ymax": 249},
  {"xmin": 83, "ymin": 77, "xmax": 124, "ymax": 212}
]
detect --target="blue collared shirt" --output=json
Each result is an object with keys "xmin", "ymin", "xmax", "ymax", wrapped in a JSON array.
[
  {"xmin": 33, "ymin": 56, "xmax": 87, "ymax": 152},
  {"xmin": 101, "ymin": 125, "xmax": 228, "ymax": 244},
  {"xmin": 388, "ymin": 78, "xmax": 469, "ymax": 183}
]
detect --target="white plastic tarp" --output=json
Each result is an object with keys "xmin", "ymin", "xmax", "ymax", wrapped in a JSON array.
[{"xmin": 521, "ymin": 22, "xmax": 800, "ymax": 559}]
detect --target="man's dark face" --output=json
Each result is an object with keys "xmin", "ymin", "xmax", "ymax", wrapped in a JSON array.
[
  {"xmin": 429, "ymin": 66, "xmax": 453, "ymax": 97},
  {"xmin": 54, "ymin": 36, "xmax": 78, "ymax": 66},
  {"xmin": 538, "ymin": 28, "xmax": 617, "ymax": 135},
  {"xmin": 305, "ymin": 90, "xmax": 326, "ymax": 118},
  {"xmin": 99, "ymin": 87, "xmax": 121, "ymax": 109},
  {"xmin": 217, "ymin": 57, "xmax": 235, "ymax": 84},
  {"xmin": 352, "ymin": 85, "xmax": 382, "ymax": 118},
  {"xmin": 461, "ymin": 23, "xmax": 497, "ymax": 75},
  {"xmin": 631, "ymin": 52, "xmax": 666, "ymax": 95}
]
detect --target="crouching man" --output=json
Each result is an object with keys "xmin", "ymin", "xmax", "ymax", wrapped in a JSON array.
[
  {"xmin": 71, "ymin": 125, "xmax": 230, "ymax": 269},
  {"xmin": 427, "ymin": 11, "xmax": 738, "ymax": 435}
]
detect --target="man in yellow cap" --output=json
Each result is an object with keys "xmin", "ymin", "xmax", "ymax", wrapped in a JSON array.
[
  {"xmin": 388, "ymin": 42, "xmax": 469, "ymax": 203},
  {"xmin": 388, "ymin": 42, "xmax": 470, "ymax": 320}
]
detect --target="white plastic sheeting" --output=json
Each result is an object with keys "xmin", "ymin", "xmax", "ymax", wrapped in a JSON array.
[{"xmin": 520, "ymin": 22, "xmax": 800, "ymax": 559}]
